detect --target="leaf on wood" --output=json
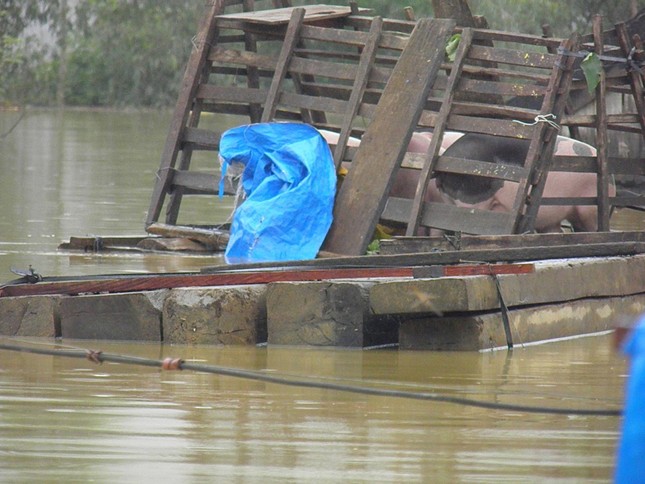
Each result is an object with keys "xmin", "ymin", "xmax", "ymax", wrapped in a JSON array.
[
  {"xmin": 581, "ymin": 52, "xmax": 602, "ymax": 93},
  {"xmin": 445, "ymin": 33, "xmax": 461, "ymax": 62}
]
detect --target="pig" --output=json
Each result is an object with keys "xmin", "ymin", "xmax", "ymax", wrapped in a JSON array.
[
  {"xmin": 435, "ymin": 133, "xmax": 614, "ymax": 232},
  {"xmin": 319, "ymin": 128, "xmax": 612, "ymax": 234}
]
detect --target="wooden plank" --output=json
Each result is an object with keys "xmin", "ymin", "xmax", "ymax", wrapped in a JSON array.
[
  {"xmin": 382, "ymin": 197, "xmax": 513, "ymax": 235},
  {"xmin": 196, "ymin": 84, "xmax": 266, "ymax": 104},
  {"xmin": 215, "ymin": 5, "xmax": 363, "ymax": 25},
  {"xmin": 171, "ymin": 170, "xmax": 220, "ymax": 194},
  {"xmin": 0, "ymin": 267, "xmax": 414, "ymax": 299},
  {"xmin": 333, "ymin": 16, "xmax": 383, "ymax": 169},
  {"xmin": 299, "ymin": 23, "xmax": 371, "ymax": 46},
  {"xmin": 323, "ymin": 18, "xmax": 456, "ymax": 255},
  {"xmin": 199, "ymin": 241, "xmax": 645, "ymax": 274},
  {"xmin": 413, "ymin": 262, "xmax": 535, "ymax": 278},
  {"xmin": 444, "ymin": 114, "xmax": 535, "ymax": 138},
  {"xmin": 146, "ymin": 223, "xmax": 230, "ymax": 249},
  {"xmin": 434, "ymin": 155, "xmax": 527, "ymax": 181},
  {"xmin": 380, "ymin": 230, "xmax": 645, "ymax": 254},
  {"xmin": 406, "ymin": 28, "xmax": 474, "ymax": 235},
  {"xmin": 260, "ymin": 8, "xmax": 305, "ymax": 122},
  {"xmin": 208, "ymin": 46, "xmax": 279, "ymax": 70},
  {"xmin": 593, "ymin": 15, "xmax": 611, "ymax": 231},
  {"xmin": 182, "ymin": 127, "xmax": 222, "ymax": 150},
  {"xmin": 467, "ymin": 44, "xmax": 558, "ymax": 69}
]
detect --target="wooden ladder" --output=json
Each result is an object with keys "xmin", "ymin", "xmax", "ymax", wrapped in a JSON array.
[
  {"xmin": 377, "ymin": 29, "xmax": 579, "ymax": 237},
  {"xmin": 322, "ymin": 18, "xmax": 457, "ymax": 255},
  {"xmin": 558, "ymin": 15, "xmax": 645, "ymax": 230}
]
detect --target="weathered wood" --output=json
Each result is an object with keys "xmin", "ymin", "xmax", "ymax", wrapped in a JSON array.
[
  {"xmin": 516, "ymin": 34, "xmax": 579, "ymax": 233},
  {"xmin": 382, "ymin": 197, "xmax": 514, "ymax": 235},
  {"xmin": 59, "ymin": 235, "xmax": 149, "ymax": 252},
  {"xmin": 261, "ymin": 8, "xmax": 305, "ymax": 122},
  {"xmin": 333, "ymin": 16, "xmax": 382, "ymax": 169},
  {"xmin": 0, "ymin": 267, "xmax": 415, "ymax": 298},
  {"xmin": 406, "ymin": 28, "xmax": 474, "ymax": 235},
  {"xmin": 323, "ymin": 18, "xmax": 456, "ymax": 255},
  {"xmin": 216, "ymin": 5, "xmax": 362, "ymax": 25},
  {"xmin": 432, "ymin": 0, "xmax": 476, "ymax": 27},
  {"xmin": 379, "ymin": 230, "xmax": 645, "ymax": 254},
  {"xmin": 594, "ymin": 15, "xmax": 611, "ymax": 231},
  {"xmin": 146, "ymin": 223, "xmax": 230, "ymax": 249},
  {"xmin": 412, "ymin": 262, "xmax": 534, "ymax": 278},
  {"xmin": 434, "ymin": 156, "xmax": 528, "ymax": 181},
  {"xmin": 205, "ymin": 240, "xmax": 645, "ymax": 274},
  {"xmin": 145, "ymin": 0, "xmax": 226, "ymax": 227}
]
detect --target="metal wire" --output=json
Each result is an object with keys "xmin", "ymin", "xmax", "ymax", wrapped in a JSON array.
[{"xmin": 0, "ymin": 341, "xmax": 622, "ymax": 417}]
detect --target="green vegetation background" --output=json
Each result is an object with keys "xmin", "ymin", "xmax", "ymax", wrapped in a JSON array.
[{"xmin": 0, "ymin": 0, "xmax": 640, "ymax": 108}]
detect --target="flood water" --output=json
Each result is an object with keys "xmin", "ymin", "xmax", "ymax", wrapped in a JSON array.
[{"xmin": 0, "ymin": 109, "xmax": 637, "ymax": 482}]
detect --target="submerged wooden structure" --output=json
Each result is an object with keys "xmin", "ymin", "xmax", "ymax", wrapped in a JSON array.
[
  {"xmin": 145, "ymin": 1, "xmax": 645, "ymax": 253},
  {"xmin": 5, "ymin": 1, "xmax": 645, "ymax": 350}
]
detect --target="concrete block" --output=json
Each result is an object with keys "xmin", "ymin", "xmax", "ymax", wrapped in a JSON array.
[
  {"xmin": 371, "ymin": 256, "xmax": 645, "ymax": 316},
  {"xmin": 266, "ymin": 281, "xmax": 397, "ymax": 347},
  {"xmin": 0, "ymin": 295, "xmax": 59, "ymax": 337},
  {"xmin": 59, "ymin": 291, "xmax": 166, "ymax": 341},
  {"xmin": 370, "ymin": 277, "xmax": 499, "ymax": 315},
  {"xmin": 163, "ymin": 285, "xmax": 266, "ymax": 345},
  {"xmin": 400, "ymin": 293, "xmax": 645, "ymax": 351}
]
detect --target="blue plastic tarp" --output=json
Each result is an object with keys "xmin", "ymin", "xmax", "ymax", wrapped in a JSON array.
[
  {"xmin": 616, "ymin": 315, "xmax": 645, "ymax": 483},
  {"xmin": 218, "ymin": 123, "xmax": 336, "ymax": 263}
]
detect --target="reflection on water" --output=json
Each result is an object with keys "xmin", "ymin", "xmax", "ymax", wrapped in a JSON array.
[
  {"xmin": 0, "ymin": 335, "xmax": 626, "ymax": 482},
  {"xmin": 0, "ymin": 109, "xmax": 635, "ymax": 481}
]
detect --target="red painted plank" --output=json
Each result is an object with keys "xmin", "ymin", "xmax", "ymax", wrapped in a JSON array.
[
  {"xmin": 0, "ymin": 267, "xmax": 414, "ymax": 298},
  {"xmin": 413, "ymin": 263, "xmax": 535, "ymax": 278}
]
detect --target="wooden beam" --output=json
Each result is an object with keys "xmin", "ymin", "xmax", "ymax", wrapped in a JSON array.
[{"xmin": 323, "ymin": 18, "xmax": 456, "ymax": 255}]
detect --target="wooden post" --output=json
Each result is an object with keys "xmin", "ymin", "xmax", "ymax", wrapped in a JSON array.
[
  {"xmin": 593, "ymin": 15, "xmax": 611, "ymax": 231},
  {"xmin": 145, "ymin": 0, "xmax": 226, "ymax": 227},
  {"xmin": 323, "ymin": 19, "xmax": 456, "ymax": 255},
  {"xmin": 431, "ymin": 0, "xmax": 476, "ymax": 27}
]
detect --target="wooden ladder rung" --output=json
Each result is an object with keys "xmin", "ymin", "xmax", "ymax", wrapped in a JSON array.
[{"xmin": 434, "ymin": 156, "xmax": 528, "ymax": 182}]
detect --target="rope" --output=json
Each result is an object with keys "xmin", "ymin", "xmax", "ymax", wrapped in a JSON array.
[
  {"xmin": 513, "ymin": 114, "xmax": 561, "ymax": 131},
  {"xmin": 0, "ymin": 341, "xmax": 622, "ymax": 417}
]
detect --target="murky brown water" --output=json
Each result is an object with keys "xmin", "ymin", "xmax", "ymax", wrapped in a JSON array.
[{"xmin": 0, "ymin": 109, "xmax": 636, "ymax": 481}]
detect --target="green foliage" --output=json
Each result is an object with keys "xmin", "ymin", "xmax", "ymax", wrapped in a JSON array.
[
  {"xmin": 581, "ymin": 52, "xmax": 603, "ymax": 93},
  {"xmin": 445, "ymin": 33, "xmax": 461, "ymax": 61}
]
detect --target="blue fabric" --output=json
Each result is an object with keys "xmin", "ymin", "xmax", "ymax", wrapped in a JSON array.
[
  {"xmin": 616, "ymin": 315, "xmax": 645, "ymax": 483},
  {"xmin": 218, "ymin": 123, "xmax": 336, "ymax": 263}
]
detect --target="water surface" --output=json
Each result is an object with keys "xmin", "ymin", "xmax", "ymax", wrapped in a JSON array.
[{"xmin": 0, "ymin": 109, "xmax": 634, "ymax": 482}]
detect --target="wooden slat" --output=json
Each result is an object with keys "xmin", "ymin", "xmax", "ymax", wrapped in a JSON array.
[
  {"xmin": 323, "ymin": 18, "xmax": 456, "ymax": 255},
  {"xmin": 181, "ymin": 127, "xmax": 222, "ymax": 150},
  {"xmin": 383, "ymin": 197, "xmax": 513, "ymax": 235},
  {"xmin": 467, "ymin": 44, "xmax": 558, "ymax": 69},
  {"xmin": 196, "ymin": 84, "xmax": 267, "ymax": 105},
  {"xmin": 215, "ymin": 5, "xmax": 361, "ymax": 25},
  {"xmin": 208, "ymin": 46, "xmax": 279, "ymax": 69},
  {"xmin": 379, "ymin": 230, "xmax": 645, "ymax": 255},
  {"xmin": 333, "ymin": 16, "xmax": 383, "ymax": 169},
  {"xmin": 261, "ymin": 8, "xmax": 305, "ymax": 122},
  {"xmin": 406, "ymin": 28, "xmax": 474, "ymax": 236},
  {"xmin": 593, "ymin": 15, "xmax": 611, "ymax": 231},
  {"xmin": 615, "ymin": 22, "xmax": 645, "ymax": 138},
  {"xmin": 171, "ymin": 171, "xmax": 220, "ymax": 194},
  {"xmin": 434, "ymin": 156, "xmax": 527, "ymax": 181},
  {"xmin": 413, "ymin": 262, "xmax": 535, "ymax": 278},
  {"xmin": 515, "ymin": 34, "xmax": 579, "ymax": 233},
  {"xmin": 444, "ymin": 115, "xmax": 535, "ymax": 138}
]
